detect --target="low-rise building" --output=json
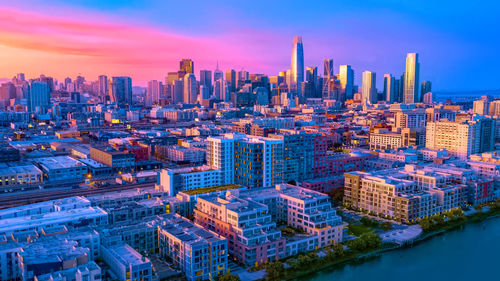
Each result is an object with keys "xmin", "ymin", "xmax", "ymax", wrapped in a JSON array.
[
  {"xmin": 33, "ymin": 156, "xmax": 88, "ymax": 182},
  {"xmin": 101, "ymin": 243, "xmax": 152, "ymax": 281}
]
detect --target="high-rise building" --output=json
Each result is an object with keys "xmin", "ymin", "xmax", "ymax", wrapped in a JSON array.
[
  {"xmin": 383, "ymin": 74, "xmax": 396, "ymax": 103},
  {"xmin": 339, "ymin": 65, "xmax": 354, "ymax": 99},
  {"xmin": 16, "ymin": 73, "xmax": 25, "ymax": 81},
  {"xmin": 305, "ymin": 67, "xmax": 317, "ymax": 98},
  {"xmin": 98, "ymin": 75, "xmax": 108, "ymax": 98},
  {"xmin": 146, "ymin": 80, "xmax": 162, "ymax": 106},
  {"xmin": 234, "ymin": 136, "xmax": 283, "ymax": 188},
  {"xmin": 473, "ymin": 96, "xmax": 492, "ymax": 115},
  {"xmin": 290, "ymin": 36, "xmax": 304, "ymax": 93},
  {"xmin": 423, "ymin": 92, "xmax": 433, "ymax": 104},
  {"xmin": 323, "ymin": 59, "xmax": 334, "ymax": 77},
  {"xmin": 214, "ymin": 62, "xmax": 223, "ymax": 82},
  {"xmin": 225, "ymin": 69, "xmax": 236, "ymax": 93},
  {"xmin": 173, "ymin": 80, "xmax": 184, "ymax": 103},
  {"xmin": 183, "ymin": 73, "xmax": 197, "ymax": 104},
  {"xmin": 27, "ymin": 81, "xmax": 50, "ymax": 111},
  {"xmin": 109, "ymin": 77, "xmax": 132, "ymax": 104},
  {"xmin": 362, "ymin": 71, "xmax": 377, "ymax": 104},
  {"xmin": 206, "ymin": 134, "xmax": 243, "ymax": 185},
  {"xmin": 167, "ymin": 72, "xmax": 179, "ymax": 84},
  {"xmin": 179, "ymin": 59, "xmax": 194, "ymax": 74},
  {"xmin": 199, "ymin": 70, "xmax": 212, "ymax": 92},
  {"xmin": 420, "ymin": 81, "xmax": 432, "ymax": 101},
  {"xmin": 0, "ymin": 82, "xmax": 16, "ymax": 103},
  {"xmin": 269, "ymin": 131, "xmax": 314, "ymax": 183},
  {"xmin": 426, "ymin": 117, "xmax": 495, "ymax": 160},
  {"xmin": 403, "ymin": 53, "xmax": 420, "ymax": 104}
]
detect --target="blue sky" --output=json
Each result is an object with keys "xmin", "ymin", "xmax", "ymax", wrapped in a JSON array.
[{"xmin": 1, "ymin": 0, "xmax": 499, "ymax": 91}]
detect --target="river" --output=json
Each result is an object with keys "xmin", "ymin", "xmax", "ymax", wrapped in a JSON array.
[{"xmin": 301, "ymin": 216, "xmax": 500, "ymax": 281}]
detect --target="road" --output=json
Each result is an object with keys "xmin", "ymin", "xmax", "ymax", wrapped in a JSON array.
[{"xmin": 0, "ymin": 182, "xmax": 157, "ymax": 210}]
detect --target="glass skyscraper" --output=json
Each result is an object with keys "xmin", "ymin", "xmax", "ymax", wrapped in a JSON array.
[
  {"xmin": 290, "ymin": 36, "xmax": 304, "ymax": 93},
  {"xmin": 403, "ymin": 53, "xmax": 420, "ymax": 104}
]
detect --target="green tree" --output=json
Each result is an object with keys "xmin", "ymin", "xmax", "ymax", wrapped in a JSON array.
[
  {"xmin": 266, "ymin": 261, "xmax": 285, "ymax": 281},
  {"xmin": 360, "ymin": 232, "xmax": 382, "ymax": 249},
  {"xmin": 419, "ymin": 218, "xmax": 432, "ymax": 231},
  {"xmin": 218, "ymin": 273, "xmax": 241, "ymax": 281},
  {"xmin": 333, "ymin": 243, "xmax": 345, "ymax": 257},
  {"xmin": 381, "ymin": 221, "xmax": 392, "ymax": 231}
]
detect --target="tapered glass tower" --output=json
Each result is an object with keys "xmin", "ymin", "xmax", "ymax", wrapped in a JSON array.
[{"xmin": 290, "ymin": 36, "xmax": 304, "ymax": 93}]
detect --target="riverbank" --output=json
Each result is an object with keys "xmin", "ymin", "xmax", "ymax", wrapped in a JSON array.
[{"xmin": 270, "ymin": 205, "xmax": 500, "ymax": 281}]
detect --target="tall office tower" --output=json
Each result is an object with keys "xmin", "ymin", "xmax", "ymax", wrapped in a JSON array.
[
  {"xmin": 63, "ymin": 77, "xmax": 72, "ymax": 88},
  {"xmin": 206, "ymin": 134, "xmax": 243, "ymax": 185},
  {"xmin": 16, "ymin": 73, "xmax": 25, "ymax": 81},
  {"xmin": 173, "ymin": 80, "xmax": 184, "ymax": 103},
  {"xmin": 98, "ymin": 75, "xmax": 108, "ymax": 97},
  {"xmin": 167, "ymin": 72, "xmax": 179, "ymax": 84},
  {"xmin": 420, "ymin": 81, "xmax": 432, "ymax": 101},
  {"xmin": 362, "ymin": 71, "xmax": 377, "ymax": 104},
  {"xmin": 237, "ymin": 70, "xmax": 249, "ymax": 82},
  {"xmin": 199, "ymin": 85, "xmax": 210, "ymax": 100},
  {"xmin": 403, "ymin": 53, "xmax": 420, "ymax": 104},
  {"xmin": 226, "ymin": 69, "xmax": 236, "ymax": 93},
  {"xmin": 146, "ymin": 80, "xmax": 162, "ymax": 106},
  {"xmin": 305, "ymin": 66, "xmax": 317, "ymax": 98},
  {"xmin": 179, "ymin": 58, "xmax": 194, "ymax": 74},
  {"xmin": 290, "ymin": 36, "xmax": 304, "ymax": 93},
  {"xmin": 109, "ymin": 77, "xmax": 132, "ymax": 104},
  {"xmin": 393, "ymin": 79, "xmax": 401, "ymax": 102},
  {"xmin": 27, "ymin": 81, "xmax": 50, "ymax": 111},
  {"xmin": 488, "ymin": 100, "xmax": 500, "ymax": 116},
  {"xmin": 426, "ymin": 117, "xmax": 495, "ymax": 160},
  {"xmin": 0, "ymin": 82, "xmax": 16, "ymax": 103},
  {"xmin": 383, "ymin": 74, "xmax": 396, "ymax": 103},
  {"xmin": 199, "ymin": 70, "xmax": 212, "ymax": 92},
  {"xmin": 214, "ymin": 62, "xmax": 223, "ymax": 82},
  {"xmin": 269, "ymin": 131, "xmax": 315, "ymax": 183},
  {"xmin": 234, "ymin": 136, "xmax": 283, "ymax": 188},
  {"xmin": 323, "ymin": 59, "xmax": 334, "ymax": 77},
  {"xmin": 183, "ymin": 73, "xmax": 197, "ymax": 104},
  {"xmin": 339, "ymin": 65, "xmax": 354, "ymax": 99}
]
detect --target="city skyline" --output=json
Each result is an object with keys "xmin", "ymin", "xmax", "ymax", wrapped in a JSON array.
[{"xmin": 0, "ymin": 1, "xmax": 499, "ymax": 92}]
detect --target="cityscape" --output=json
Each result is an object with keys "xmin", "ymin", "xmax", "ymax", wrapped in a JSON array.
[{"xmin": 0, "ymin": 2, "xmax": 499, "ymax": 281}]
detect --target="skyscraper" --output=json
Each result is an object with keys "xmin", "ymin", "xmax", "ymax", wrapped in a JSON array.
[
  {"xmin": 213, "ymin": 62, "xmax": 223, "ymax": 82},
  {"xmin": 305, "ymin": 67, "xmax": 317, "ymax": 98},
  {"xmin": 173, "ymin": 80, "xmax": 184, "ymax": 104},
  {"xmin": 403, "ymin": 53, "xmax": 420, "ymax": 104},
  {"xmin": 179, "ymin": 59, "xmax": 194, "ymax": 74},
  {"xmin": 183, "ymin": 73, "xmax": 197, "ymax": 104},
  {"xmin": 199, "ymin": 70, "xmax": 212, "ymax": 92},
  {"xmin": 290, "ymin": 36, "xmax": 304, "ymax": 93},
  {"xmin": 323, "ymin": 59, "xmax": 334, "ymax": 77},
  {"xmin": 27, "ymin": 81, "xmax": 50, "ymax": 111},
  {"xmin": 109, "ymin": 77, "xmax": 132, "ymax": 104},
  {"xmin": 420, "ymin": 81, "xmax": 432, "ymax": 100},
  {"xmin": 98, "ymin": 75, "xmax": 108, "ymax": 97},
  {"xmin": 339, "ymin": 65, "xmax": 354, "ymax": 99},
  {"xmin": 226, "ymin": 69, "xmax": 236, "ymax": 93},
  {"xmin": 383, "ymin": 74, "xmax": 396, "ymax": 103},
  {"xmin": 146, "ymin": 80, "xmax": 162, "ymax": 106},
  {"xmin": 362, "ymin": 71, "xmax": 377, "ymax": 104},
  {"xmin": 0, "ymin": 82, "xmax": 16, "ymax": 103}
]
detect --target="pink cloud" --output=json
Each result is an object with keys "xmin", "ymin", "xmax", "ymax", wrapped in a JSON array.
[{"xmin": 0, "ymin": 7, "xmax": 290, "ymax": 84}]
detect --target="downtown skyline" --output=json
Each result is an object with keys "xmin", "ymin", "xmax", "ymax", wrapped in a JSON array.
[{"xmin": 0, "ymin": 1, "xmax": 499, "ymax": 91}]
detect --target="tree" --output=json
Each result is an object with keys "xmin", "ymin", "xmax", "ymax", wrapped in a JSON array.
[
  {"xmin": 328, "ymin": 188, "xmax": 345, "ymax": 206},
  {"xmin": 218, "ymin": 273, "xmax": 241, "ymax": 281},
  {"xmin": 333, "ymin": 243, "xmax": 345, "ymax": 257},
  {"xmin": 381, "ymin": 221, "xmax": 392, "ymax": 231},
  {"xmin": 360, "ymin": 232, "xmax": 382, "ymax": 249},
  {"xmin": 266, "ymin": 261, "xmax": 285, "ymax": 281},
  {"xmin": 419, "ymin": 218, "xmax": 432, "ymax": 231}
]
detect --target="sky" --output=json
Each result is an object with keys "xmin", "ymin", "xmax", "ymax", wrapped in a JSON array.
[{"xmin": 0, "ymin": 0, "xmax": 499, "ymax": 91}]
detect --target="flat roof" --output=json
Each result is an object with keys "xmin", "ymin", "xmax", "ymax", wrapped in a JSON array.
[
  {"xmin": 105, "ymin": 243, "xmax": 150, "ymax": 266},
  {"xmin": 34, "ymin": 156, "xmax": 86, "ymax": 170},
  {"xmin": 0, "ymin": 164, "xmax": 42, "ymax": 176}
]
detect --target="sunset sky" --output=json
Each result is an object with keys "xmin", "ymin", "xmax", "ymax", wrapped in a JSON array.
[{"xmin": 0, "ymin": 0, "xmax": 498, "ymax": 91}]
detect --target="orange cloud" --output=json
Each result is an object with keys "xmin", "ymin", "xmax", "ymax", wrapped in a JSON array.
[{"xmin": 0, "ymin": 7, "xmax": 287, "ymax": 84}]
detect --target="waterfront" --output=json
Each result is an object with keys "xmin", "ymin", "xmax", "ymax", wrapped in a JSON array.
[{"xmin": 302, "ymin": 216, "xmax": 500, "ymax": 281}]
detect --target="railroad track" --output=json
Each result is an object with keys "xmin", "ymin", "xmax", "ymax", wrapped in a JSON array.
[{"xmin": 0, "ymin": 182, "xmax": 157, "ymax": 210}]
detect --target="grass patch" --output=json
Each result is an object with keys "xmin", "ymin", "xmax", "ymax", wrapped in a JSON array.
[{"xmin": 347, "ymin": 223, "xmax": 373, "ymax": 236}]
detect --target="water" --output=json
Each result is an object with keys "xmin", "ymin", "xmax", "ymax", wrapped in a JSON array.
[{"xmin": 302, "ymin": 216, "xmax": 500, "ymax": 281}]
